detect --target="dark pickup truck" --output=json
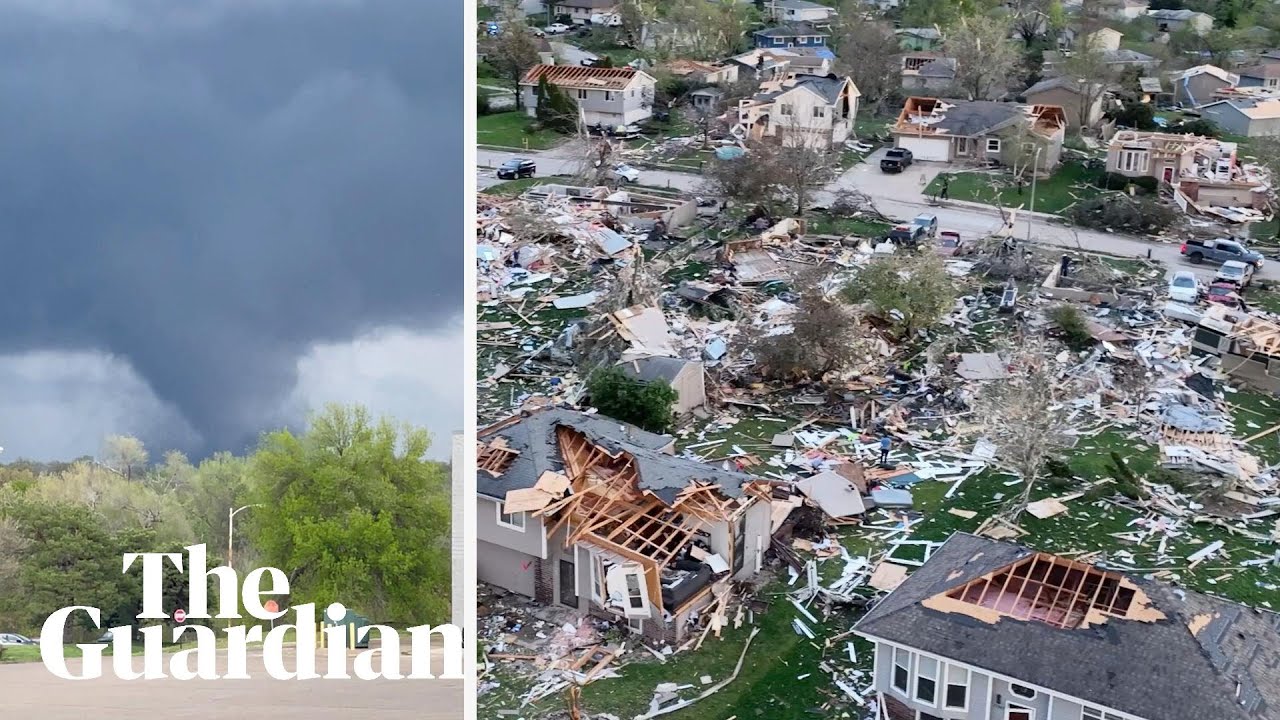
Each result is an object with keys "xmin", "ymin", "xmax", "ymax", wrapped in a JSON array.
[{"xmin": 880, "ymin": 148, "xmax": 913, "ymax": 173}]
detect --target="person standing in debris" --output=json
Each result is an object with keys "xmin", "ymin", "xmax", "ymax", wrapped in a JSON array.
[
  {"xmin": 878, "ymin": 435, "xmax": 891, "ymax": 466},
  {"xmin": 939, "ymin": 176, "xmax": 950, "ymax": 200},
  {"xmin": 1060, "ymin": 254, "xmax": 1071, "ymax": 277}
]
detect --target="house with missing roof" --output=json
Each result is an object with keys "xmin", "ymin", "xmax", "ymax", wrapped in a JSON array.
[
  {"xmin": 890, "ymin": 97, "xmax": 1067, "ymax": 172},
  {"xmin": 519, "ymin": 64, "xmax": 657, "ymax": 128},
  {"xmin": 854, "ymin": 533, "xmax": 1280, "ymax": 720},
  {"xmin": 476, "ymin": 408, "xmax": 773, "ymax": 643},
  {"xmin": 729, "ymin": 48, "xmax": 835, "ymax": 80},
  {"xmin": 1022, "ymin": 76, "xmax": 1106, "ymax": 130},
  {"xmin": 901, "ymin": 54, "xmax": 958, "ymax": 93},
  {"xmin": 1200, "ymin": 97, "xmax": 1280, "ymax": 137},
  {"xmin": 1170, "ymin": 65, "xmax": 1240, "ymax": 108},
  {"xmin": 664, "ymin": 59, "xmax": 740, "ymax": 86},
  {"xmin": 737, "ymin": 73, "xmax": 860, "ymax": 149},
  {"xmin": 1105, "ymin": 130, "xmax": 1268, "ymax": 213},
  {"xmin": 763, "ymin": 0, "xmax": 838, "ymax": 25}
]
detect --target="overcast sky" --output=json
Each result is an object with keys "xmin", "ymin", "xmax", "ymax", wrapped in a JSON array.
[{"xmin": 0, "ymin": 0, "xmax": 461, "ymax": 461}]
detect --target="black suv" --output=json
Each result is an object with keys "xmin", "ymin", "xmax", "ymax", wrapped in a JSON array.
[
  {"xmin": 497, "ymin": 158, "xmax": 536, "ymax": 180},
  {"xmin": 880, "ymin": 148, "xmax": 914, "ymax": 173}
]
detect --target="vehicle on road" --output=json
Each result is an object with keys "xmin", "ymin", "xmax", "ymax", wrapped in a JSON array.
[
  {"xmin": 581, "ymin": 56, "xmax": 605, "ymax": 67},
  {"xmin": 911, "ymin": 213, "xmax": 938, "ymax": 238},
  {"xmin": 0, "ymin": 633, "xmax": 36, "ymax": 646},
  {"xmin": 1215, "ymin": 259, "xmax": 1255, "ymax": 289},
  {"xmin": 935, "ymin": 230, "xmax": 963, "ymax": 256},
  {"xmin": 1206, "ymin": 282, "xmax": 1244, "ymax": 306},
  {"xmin": 1181, "ymin": 237, "xmax": 1264, "ymax": 269},
  {"xmin": 888, "ymin": 223, "xmax": 926, "ymax": 247},
  {"xmin": 1167, "ymin": 271, "xmax": 1200, "ymax": 304},
  {"xmin": 544, "ymin": 23, "xmax": 571, "ymax": 34},
  {"xmin": 880, "ymin": 147, "xmax": 913, "ymax": 173},
  {"xmin": 496, "ymin": 158, "xmax": 536, "ymax": 180},
  {"xmin": 610, "ymin": 163, "xmax": 641, "ymax": 183}
]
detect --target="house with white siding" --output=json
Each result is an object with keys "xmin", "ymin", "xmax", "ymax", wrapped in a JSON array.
[
  {"xmin": 854, "ymin": 533, "xmax": 1280, "ymax": 720},
  {"xmin": 737, "ymin": 73, "xmax": 860, "ymax": 148},
  {"xmin": 519, "ymin": 64, "xmax": 657, "ymax": 127}
]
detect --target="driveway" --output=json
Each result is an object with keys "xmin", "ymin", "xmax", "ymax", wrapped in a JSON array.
[
  {"xmin": 549, "ymin": 41, "xmax": 596, "ymax": 66},
  {"xmin": 828, "ymin": 148, "xmax": 945, "ymax": 201}
]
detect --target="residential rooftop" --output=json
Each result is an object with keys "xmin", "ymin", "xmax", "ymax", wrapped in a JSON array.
[{"xmin": 519, "ymin": 64, "xmax": 645, "ymax": 91}]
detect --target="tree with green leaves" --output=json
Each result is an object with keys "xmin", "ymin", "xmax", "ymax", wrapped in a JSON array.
[
  {"xmin": 246, "ymin": 404, "xmax": 451, "ymax": 625},
  {"xmin": 586, "ymin": 366, "xmax": 678, "ymax": 433},
  {"xmin": 842, "ymin": 252, "xmax": 957, "ymax": 337},
  {"xmin": 536, "ymin": 75, "xmax": 579, "ymax": 133},
  {"xmin": 831, "ymin": 12, "xmax": 901, "ymax": 113},
  {"xmin": 482, "ymin": 2, "xmax": 543, "ymax": 110},
  {"xmin": 945, "ymin": 16, "xmax": 1023, "ymax": 100}
]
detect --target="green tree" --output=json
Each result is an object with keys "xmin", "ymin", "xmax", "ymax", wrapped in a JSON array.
[
  {"xmin": 246, "ymin": 404, "xmax": 451, "ymax": 625},
  {"xmin": 586, "ymin": 366, "xmax": 678, "ymax": 433},
  {"xmin": 536, "ymin": 75, "xmax": 579, "ymax": 133},
  {"xmin": 842, "ymin": 253, "xmax": 957, "ymax": 336},
  {"xmin": 482, "ymin": 3, "xmax": 543, "ymax": 110},
  {"xmin": 945, "ymin": 16, "xmax": 1023, "ymax": 100},
  {"xmin": 179, "ymin": 452, "xmax": 252, "ymax": 566}
]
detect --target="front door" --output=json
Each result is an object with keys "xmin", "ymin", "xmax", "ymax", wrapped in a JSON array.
[
  {"xmin": 1163, "ymin": 166, "xmax": 1174, "ymax": 183},
  {"xmin": 1006, "ymin": 705, "xmax": 1035, "ymax": 720},
  {"xmin": 559, "ymin": 559, "xmax": 577, "ymax": 608}
]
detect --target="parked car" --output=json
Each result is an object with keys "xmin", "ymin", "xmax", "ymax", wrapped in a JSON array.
[
  {"xmin": 1205, "ymin": 282, "xmax": 1244, "ymax": 306},
  {"xmin": 911, "ymin": 213, "xmax": 938, "ymax": 239},
  {"xmin": 1181, "ymin": 237, "xmax": 1264, "ymax": 269},
  {"xmin": 880, "ymin": 147, "xmax": 913, "ymax": 173},
  {"xmin": 544, "ymin": 23, "xmax": 571, "ymax": 34},
  {"xmin": 1167, "ymin": 270, "xmax": 1200, "ymax": 304},
  {"xmin": 935, "ymin": 230, "xmax": 964, "ymax": 256},
  {"xmin": 887, "ymin": 223, "xmax": 926, "ymax": 247},
  {"xmin": 610, "ymin": 163, "xmax": 641, "ymax": 183},
  {"xmin": 581, "ymin": 56, "xmax": 604, "ymax": 67},
  {"xmin": 1215, "ymin": 259, "xmax": 1255, "ymax": 289},
  {"xmin": 496, "ymin": 158, "xmax": 536, "ymax": 180},
  {"xmin": 0, "ymin": 633, "xmax": 36, "ymax": 646}
]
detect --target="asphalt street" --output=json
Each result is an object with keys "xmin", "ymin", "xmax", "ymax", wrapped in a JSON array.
[{"xmin": 476, "ymin": 144, "xmax": 1279, "ymax": 284}]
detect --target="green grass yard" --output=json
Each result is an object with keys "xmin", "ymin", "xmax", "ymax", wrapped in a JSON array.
[
  {"xmin": 477, "ymin": 111, "xmax": 563, "ymax": 150},
  {"xmin": 925, "ymin": 162, "xmax": 1104, "ymax": 216}
]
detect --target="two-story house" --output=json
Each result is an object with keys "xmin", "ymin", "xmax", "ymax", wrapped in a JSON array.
[
  {"xmin": 901, "ymin": 54, "xmax": 958, "ymax": 93},
  {"xmin": 737, "ymin": 73, "xmax": 860, "ymax": 149},
  {"xmin": 890, "ymin": 97, "xmax": 1067, "ymax": 172},
  {"xmin": 855, "ymin": 532, "xmax": 1280, "ymax": 720},
  {"xmin": 1147, "ymin": 8, "xmax": 1214, "ymax": 34},
  {"xmin": 519, "ymin": 64, "xmax": 657, "ymax": 127},
  {"xmin": 752, "ymin": 22, "xmax": 831, "ymax": 50},
  {"xmin": 477, "ymin": 408, "xmax": 774, "ymax": 644}
]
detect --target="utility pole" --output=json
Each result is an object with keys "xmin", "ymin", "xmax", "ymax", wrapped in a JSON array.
[{"xmin": 227, "ymin": 504, "xmax": 261, "ymax": 570}]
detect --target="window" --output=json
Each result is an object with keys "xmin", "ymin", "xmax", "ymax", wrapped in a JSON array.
[
  {"xmin": 1010, "ymin": 683, "xmax": 1036, "ymax": 699},
  {"xmin": 604, "ymin": 90, "xmax": 614, "ymax": 101},
  {"xmin": 577, "ymin": 88, "xmax": 588, "ymax": 100},
  {"xmin": 496, "ymin": 503, "xmax": 526, "ymax": 531},
  {"xmin": 1119, "ymin": 149, "xmax": 1149, "ymax": 173},
  {"xmin": 944, "ymin": 666, "xmax": 969, "ymax": 710},
  {"xmin": 892, "ymin": 647, "xmax": 911, "ymax": 693},
  {"xmin": 813, "ymin": 106, "xmax": 826, "ymax": 118},
  {"xmin": 986, "ymin": 138, "xmax": 1002, "ymax": 153},
  {"xmin": 915, "ymin": 656, "xmax": 938, "ymax": 705},
  {"xmin": 779, "ymin": 103, "xmax": 793, "ymax": 116},
  {"xmin": 919, "ymin": 714, "xmax": 944, "ymax": 720},
  {"xmin": 1082, "ymin": 709, "xmax": 1104, "ymax": 720},
  {"xmin": 626, "ymin": 616, "xmax": 644, "ymax": 634},
  {"xmin": 956, "ymin": 137, "xmax": 969, "ymax": 155},
  {"xmin": 625, "ymin": 572, "xmax": 645, "ymax": 611}
]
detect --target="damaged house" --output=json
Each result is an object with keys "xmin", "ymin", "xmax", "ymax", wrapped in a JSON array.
[
  {"xmin": 855, "ymin": 532, "xmax": 1280, "ymax": 720},
  {"xmin": 890, "ymin": 97, "xmax": 1067, "ymax": 172},
  {"xmin": 736, "ymin": 73, "xmax": 860, "ymax": 149},
  {"xmin": 477, "ymin": 408, "xmax": 773, "ymax": 643},
  {"xmin": 1105, "ymin": 131, "xmax": 1269, "ymax": 218}
]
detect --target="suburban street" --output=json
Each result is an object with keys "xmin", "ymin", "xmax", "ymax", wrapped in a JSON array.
[
  {"xmin": 477, "ymin": 144, "xmax": 1280, "ymax": 283},
  {"xmin": 4, "ymin": 649, "xmax": 464, "ymax": 719}
]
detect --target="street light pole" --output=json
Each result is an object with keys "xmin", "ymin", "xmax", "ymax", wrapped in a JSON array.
[
  {"xmin": 1026, "ymin": 146, "xmax": 1043, "ymax": 242},
  {"xmin": 227, "ymin": 504, "xmax": 261, "ymax": 571}
]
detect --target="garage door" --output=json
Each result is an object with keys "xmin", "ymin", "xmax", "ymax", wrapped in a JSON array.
[{"xmin": 897, "ymin": 136, "xmax": 950, "ymax": 162}]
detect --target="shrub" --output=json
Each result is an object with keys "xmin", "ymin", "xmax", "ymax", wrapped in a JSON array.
[
  {"xmin": 1167, "ymin": 118, "xmax": 1220, "ymax": 138},
  {"xmin": 1067, "ymin": 195, "xmax": 1177, "ymax": 233},
  {"xmin": 586, "ymin": 367, "xmax": 677, "ymax": 434},
  {"xmin": 1049, "ymin": 304, "xmax": 1094, "ymax": 350},
  {"xmin": 477, "ymin": 95, "xmax": 493, "ymax": 116},
  {"xmin": 1099, "ymin": 173, "xmax": 1158, "ymax": 193}
]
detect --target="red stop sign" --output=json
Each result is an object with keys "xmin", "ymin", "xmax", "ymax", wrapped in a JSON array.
[{"xmin": 174, "ymin": 609, "xmax": 186, "ymax": 623}]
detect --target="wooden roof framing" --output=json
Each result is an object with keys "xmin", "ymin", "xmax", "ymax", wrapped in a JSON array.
[{"xmin": 477, "ymin": 438, "xmax": 519, "ymax": 477}]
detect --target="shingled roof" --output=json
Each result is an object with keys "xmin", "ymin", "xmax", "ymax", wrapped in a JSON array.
[{"xmin": 854, "ymin": 533, "xmax": 1280, "ymax": 720}]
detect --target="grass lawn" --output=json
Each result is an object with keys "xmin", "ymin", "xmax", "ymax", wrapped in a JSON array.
[
  {"xmin": 477, "ymin": 111, "xmax": 563, "ymax": 150},
  {"xmin": 806, "ymin": 214, "xmax": 893, "ymax": 238},
  {"xmin": 925, "ymin": 161, "xmax": 1103, "ymax": 216}
]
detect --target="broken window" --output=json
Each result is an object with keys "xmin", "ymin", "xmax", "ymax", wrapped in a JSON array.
[
  {"xmin": 915, "ymin": 656, "xmax": 938, "ymax": 704},
  {"xmin": 1010, "ymin": 684, "xmax": 1036, "ymax": 699},
  {"xmin": 944, "ymin": 666, "xmax": 969, "ymax": 710},
  {"xmin": 625, "ymin": 573, "xmax": 644, "ymax": 610},
  {"xmin": 626, "ymin": 616, "xmax": 643, "ymax": 634},
  {"xmin": 892, "ymin": 647, "xmax": 911, "ymax": 693},
  {"xmin": 496, "ymin": 504, "xmax": 526, "ymax": 531}
]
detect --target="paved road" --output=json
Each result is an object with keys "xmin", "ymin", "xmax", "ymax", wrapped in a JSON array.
[
  {"xmin": 5, "ymin": 649, "xmax": 464, "ymax": 719},
  {"xmin": 476, "ymin": 145, "xmax": 1279, "ymax": 282}
]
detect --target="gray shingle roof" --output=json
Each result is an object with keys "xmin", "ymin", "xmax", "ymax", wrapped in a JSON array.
[
  {"xmin": 925, "ymin": 100, "xmax": 1023, "ymax": 136},
  {"xmin": 774, "ymin": 0, "xmax": 830, "ymax": 9},
  {"xmin": 617, "ymin": 356, "xmax": 692, "ymax": 384},
  {"xmin": 854, "ymin": 533, "xmax": 1280, "ymax": 720},
  {"xmin": 477, "ymin": 407, "xmax": 754, "ymax": 504},
  {"xmin": 917, "ymin": 58, "xmax": 957, "ymax": 79}
]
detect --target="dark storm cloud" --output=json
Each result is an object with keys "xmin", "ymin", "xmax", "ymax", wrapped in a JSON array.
[{"xmin": 0, "ymin": 0, "xmax": 461, "ymax": 455}]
